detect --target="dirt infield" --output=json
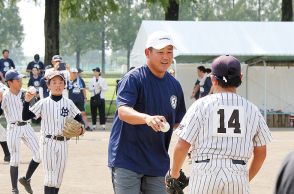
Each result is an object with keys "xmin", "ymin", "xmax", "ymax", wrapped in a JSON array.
[{"xmin": 0, "ymin": 128, "xmax": 293, "ymax": 194}]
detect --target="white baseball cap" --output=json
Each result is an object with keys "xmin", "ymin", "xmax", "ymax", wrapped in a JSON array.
[
  {"xmin": 145, "ymin": 31, "xmax": 175, "ymax": 50},
  {"xmin": 70, "ymin": 67, "xmax": 78, "ymax": 73}
]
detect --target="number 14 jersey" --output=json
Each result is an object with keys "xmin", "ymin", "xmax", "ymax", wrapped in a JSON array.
[{"xmin": 176, "ymin": 92, "xmax": 272, "ymax": 162}]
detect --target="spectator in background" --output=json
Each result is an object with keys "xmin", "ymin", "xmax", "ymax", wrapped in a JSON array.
[
  {"xmin": 0, "ymin": 49, "xmax": 15, "ymax": 81},
  {"xmin": 191, "ymin": 66, "xmax": 212, "ymax": 100},
  {"xmin": 88, "ymin": 67, "xmax": 108, "ymax": 130},
  {"xmin": 45, "ymin": 55, "xmax": 70, "ymax": 98},
  {"xmin": 26, "ymin": 54, "xmax": 45, "ymax": 77},
  {"xmin": 39, "ymin": 66, "xmax": 51, "ymax": 99},
  {"xmin": 169, "ymin": 68, "xmax": 176, "ymax": 77},
  {"xmin": 68, "ymin": 68, "xmax": 91, "ymax": 131},
  {"xmin": 28, "ymin": 67, "xmax": 42, "ymax": 123}
]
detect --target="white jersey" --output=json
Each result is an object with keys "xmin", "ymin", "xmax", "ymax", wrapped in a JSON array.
[
  {"xmin": 1, "ymin": 90, "xmax": 25, "ymax": 123},
  {"xmin": 30, "ymin": 96, "xmax": 80, "ymax": 136},
  {"xmin": 176, "ymin": 92, "xmax": 272, "ymax": 162},
  {"xmin": 88, "ymin": 76, "xmax": 108, "ymax": 99}
]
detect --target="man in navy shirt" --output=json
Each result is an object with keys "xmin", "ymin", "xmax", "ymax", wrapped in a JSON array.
[
  {"xmin": 0, "ymin": 49, "xmax": 15, "ymax": 81},
  {"xmin": 26, "ymin": 54, "xmax": 45, "ymax": 77},
  {"xmin": 108, "ymin": 31, "xmax": 186, "ymax": 194}
]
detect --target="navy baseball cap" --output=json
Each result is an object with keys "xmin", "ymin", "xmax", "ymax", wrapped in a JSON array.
[
  {"xmin": 92, "ymin": 67, "xmax": 101, "ymax": 72},
  {"xmin": 211, "ymin": 55, "xmax": 241, "ymax": 79},
  {"xmin": 5, "ymin": 70, "xmax": 25, "ymax": 81},
  {"xmin": 77, "ymin": 67, "xmax": 83, "ymax": 73},
  {"xmin": 52, "ymin": 55, "xmax": 62, "ymax": 62}
]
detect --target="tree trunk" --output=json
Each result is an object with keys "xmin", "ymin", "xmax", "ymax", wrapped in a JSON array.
[
  {"xmin": 281, "ymin": 0, "xmax": 293, "ymax": 21},
  {"xmin": 101, "ymin": 16, "xmax": 106, "ymax": 74},
  {"xmin": 44, "ymin": 0, "xmax": 59, "ymax": 66},
  {"xmin": 76, "ymin": 49, "xmax": 81, "ymax": 68},
  {"xmin": 165, "ymin": 0, "xmax": 179, "ymax": 20}
]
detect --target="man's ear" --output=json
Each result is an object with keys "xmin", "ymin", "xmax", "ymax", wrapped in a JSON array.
[
  {"xmin": 145, "ymin": 48, "xmax": 150, "ymax": 58},
  {"xmin": 240, "ymin": 73, "xmax": 243, "ymax": 81}
]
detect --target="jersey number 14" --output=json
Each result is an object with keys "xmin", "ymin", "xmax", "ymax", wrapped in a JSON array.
[{"xmin": 213, "ymin": 106, "xmax": 245, "ymax": 138}]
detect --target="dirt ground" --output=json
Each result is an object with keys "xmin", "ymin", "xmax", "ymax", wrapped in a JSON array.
[{"xmin": 0, "ymin": 126, "xmax": 293, "ymax": 194}]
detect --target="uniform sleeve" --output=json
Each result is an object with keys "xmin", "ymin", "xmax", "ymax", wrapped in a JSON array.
[
  {"xmin": 253, "ymin": 112, "xmax": 272, "ymax": 147},
  {"xmin": 116, "ymin": 74, "xmax": 139, "ymax": 108},
  {"xmin": 29, "ymin": 99, "xmax": 43, "ymax": 118},
  {"xmin": 69, "ymin": 100, "xmax": 81, "ymax": 117},
  {"xmin": 175, "ymin": 101, "xmax": 203, "ymax": 144},
  {"xmin": 1, "ymin": 94, "xmax": 7, "ymax": 110},
  {"xmin": 175, "ymin": 84, "xmax": 186, "ymax": 124}
]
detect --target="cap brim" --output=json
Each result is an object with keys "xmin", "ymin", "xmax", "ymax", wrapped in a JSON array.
[
  {"xmin": 147, "ymin": 41, "xmax": 176, "ymax": 50},
  {"xmin": 16, "ymin": 74, "xmax": 25, "ymax": 79},
  {"xmin": 49, "ymin": 74, "xmax": 65, "ymax": 80}
]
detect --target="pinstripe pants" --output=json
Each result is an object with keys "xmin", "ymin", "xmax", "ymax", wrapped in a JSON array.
[
  {"xmin": 41, "ymin": 137, "xmax": 68, "ymax": 188},
  {"xmin": 189, "ymin": 159, "xmax": 250, "ymax": 194},
  {"xmin": 7, "ymin": 124, "xmax": 40, "ymax": 166}
]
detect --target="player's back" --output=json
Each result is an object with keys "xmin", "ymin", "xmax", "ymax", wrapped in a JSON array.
[{"xmin": 181, "ymin": 92, "xmax": 269, "ymax": 163}]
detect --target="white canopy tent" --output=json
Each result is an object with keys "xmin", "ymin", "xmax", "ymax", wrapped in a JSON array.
[{"xmin": 130, "ymin": 21, "xmax": 294, "ymax": 121}]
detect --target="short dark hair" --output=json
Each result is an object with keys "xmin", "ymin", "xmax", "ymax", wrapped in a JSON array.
[
  {"xmin": 2, "ymin": 49, "xmax": 9, "ymax": 54},
  {"xmin": 206, "ymin": 68, "xmax": 211, "ymax": 74},
  {"xmin": 197, "ymin": 66, "xmax": 206, "ymax": 73},
  {"xmin": 214, "ymin": 75, "xmax": 242, "ymax": 88}
]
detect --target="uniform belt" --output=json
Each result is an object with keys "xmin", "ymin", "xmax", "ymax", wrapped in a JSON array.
[
  {"xmin": 11, "ymin": 121, "xmax": 28, "ymax": 126},
  {"xmin": 45, "ymin": 135, "xmax": 70, "ymax": 141},
  {"xmin": 195, "ymin": 159, "xmax": 246, "ymax": 165}
]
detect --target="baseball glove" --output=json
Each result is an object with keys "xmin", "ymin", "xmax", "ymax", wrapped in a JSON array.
[
  {"xmin": 166, "ymin": 169, "xmax": 189, "ymax": 194},
  {"xmin": 62, "ymin": 118, "xmax": 85, "ymax": 138}
]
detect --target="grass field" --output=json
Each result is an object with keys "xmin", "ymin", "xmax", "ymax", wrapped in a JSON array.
[{"xmin": 22, "ymin": 75, "xmax": 121, "ymax": 117}]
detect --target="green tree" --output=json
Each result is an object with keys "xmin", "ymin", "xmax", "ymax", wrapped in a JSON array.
[
  {"xmin": 61, "ymin": 0, "xmax": 118, "ymax": 73},
  {"xmin": 60, "ymin": 19, "xmax": 101, "ymax": 68},
  {"xmin": 0, "ymin": 4, "xmax": 23, "ymax": 49}
]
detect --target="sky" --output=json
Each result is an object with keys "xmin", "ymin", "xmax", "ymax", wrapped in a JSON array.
[{"xmin": 17, "ymin": 1, "xmax": 45, "ymax": 57}]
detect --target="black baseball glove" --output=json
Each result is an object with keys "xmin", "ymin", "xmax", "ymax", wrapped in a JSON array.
[{"xmin": 166, "ymin": 169, "xmax": 189, "ymax": 194}]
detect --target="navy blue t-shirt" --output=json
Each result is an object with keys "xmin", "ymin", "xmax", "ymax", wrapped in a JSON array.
[
  {"xmin": 40, "ymin": 77, "xmax": 49, "ymax": 98},
  {"xmin": 68, "ymin": 77, "xmax": 86, "ymax": 103},
  {"xmin": 108, "ymin": 65, "xmax": 186, "ymax": 176},
  {"xmin": 28, "ymin": 75, "xmax": 42, "ymax": 93},
  {"xmin": 0, "ymin": 58, "xmax": 15, "ymax": 75}
]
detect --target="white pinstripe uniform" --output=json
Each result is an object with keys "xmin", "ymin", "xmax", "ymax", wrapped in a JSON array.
[
  {"xmin": 1, "ymin": 90, "xmax": 40, "ymax": 166},
  {"xmin": 176, "ymin": 93, "xmax": 272, "ymax": 194},
  {"xmin": 29, "ymin": 96, "xmax": 80, "ymax": 188},
  {"xmin": 0, "ymin": 82, "xmax": 8, "ymax": 142}
]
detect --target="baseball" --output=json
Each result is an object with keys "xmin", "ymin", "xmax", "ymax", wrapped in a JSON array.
[
  {"xmin": 160, "ymin": 122, "xmax": 170, "ymax": 133},
  {"xmin": 28, "ymin": 86, "xmax": 37, "ymax": 94}
]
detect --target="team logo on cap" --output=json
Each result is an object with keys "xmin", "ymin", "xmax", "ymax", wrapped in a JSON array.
[{"xmin": 170, "ymin": 95, "xmax": 177, "ymax": 109}]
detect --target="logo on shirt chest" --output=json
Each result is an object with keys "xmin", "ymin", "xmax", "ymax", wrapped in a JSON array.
[
  {"xmin": 170, "ymin": 95, "xmax": 177, "ymax": 109},
  {"xmin": 61, "ymin": 107, "xmax": 69, "ymax": 117}
]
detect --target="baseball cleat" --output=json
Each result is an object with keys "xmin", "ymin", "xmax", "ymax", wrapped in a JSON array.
[{"xmin": 19, "ymin": 176, "xmax": 33, "ymax": 193}]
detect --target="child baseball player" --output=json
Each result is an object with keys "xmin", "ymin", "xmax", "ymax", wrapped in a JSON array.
[
  {"xmin": 0, "ymin": 78, "xmax": 10, "ymax": 162},
  {"xmin": 0, "ymin": 70, "xmax": 41, "ymax": 194},
  {"xmin": 22, "ymin": 71, "xmax": 84, "ymax": 194}
]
